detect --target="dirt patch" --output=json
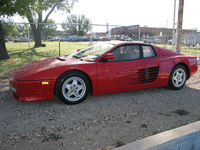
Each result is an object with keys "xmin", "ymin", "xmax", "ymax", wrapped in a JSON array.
[{"xmin": 0, "ymin": 67, "xmax": 200, "ymax": 150}]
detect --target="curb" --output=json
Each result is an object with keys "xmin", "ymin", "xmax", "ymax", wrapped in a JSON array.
[
  {"xmin": 114, "ymin": 121, "xmax": 200, "ymax": 150},
  {"xmin": 198, "ymin": 59, "xmax": 200, "ymax": 65}
]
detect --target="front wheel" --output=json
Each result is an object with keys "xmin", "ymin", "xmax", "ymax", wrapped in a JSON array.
[
  {"xmin": 168, "ymin": 65, "xmax": 187, "ymax": 90},
  {"xmin": 56, "ymin": 71, "xmax": 90, "ymax": 104}
]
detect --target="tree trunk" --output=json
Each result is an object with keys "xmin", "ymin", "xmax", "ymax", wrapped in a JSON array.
[
  {"xmin": 29, "ymin": 21, "xmax": 43, "ymax": 48},
  {"xmin": 34, "ymin": 28, "xmax": 42, "ymax": 48},
  {"xmin": 0, "ymin": 21, "xmax": 9, "ymax": 61}
]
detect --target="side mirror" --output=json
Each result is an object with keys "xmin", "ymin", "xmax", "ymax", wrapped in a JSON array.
[{"xmin": 104, "ymin": 53, "xmax": 115, "ymax": 60}]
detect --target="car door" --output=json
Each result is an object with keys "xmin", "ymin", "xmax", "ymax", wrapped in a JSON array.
[
  {"xmin": 96, "ymin": 44, "xmax": 143, "ymax": 92},
  {"xmin": 139, "ymin": 45, "xmax": 160, "ymax": 84}
]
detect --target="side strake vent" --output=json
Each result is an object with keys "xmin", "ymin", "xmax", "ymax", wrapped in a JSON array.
[{"xmin": 138, "ymin": 67, "xmax": 159, "ymax": 84}]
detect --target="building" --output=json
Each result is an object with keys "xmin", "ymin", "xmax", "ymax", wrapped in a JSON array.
[
  {"xmin": 182, "ymin": 31, "xmax": 200, "ymax": 46},
  {"xmin": 111, "ymin": 25, "xmax": 197, "ymax": 44}
]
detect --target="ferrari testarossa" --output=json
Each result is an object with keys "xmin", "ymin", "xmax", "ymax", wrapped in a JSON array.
[{"xmin": 9, "ymin": 41, "xmax": 198, "ymax": 104}]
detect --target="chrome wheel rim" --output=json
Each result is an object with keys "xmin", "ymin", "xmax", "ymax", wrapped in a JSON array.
[
  {"xmin": 172, "ymin": 68, "xmax": 186, "ymax": 88},
  {"xmin": 62, "ymin": 77, "xmax": 86, "ymax": 102}
]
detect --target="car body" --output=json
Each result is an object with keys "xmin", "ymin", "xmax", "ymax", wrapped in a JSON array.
[
  {"xmin": 92, "ymin": 37, "xmax": 100, "ymax": 41},
  {"xmin": 14, "ymin": 37, "xmax": 31, "ymax": 43},
  {"xmin": 168, "ymin": 39, "xmax": 185, "ymax": 45},
  {"xmin": 9, "ymin": 41, "xmax": 198, "ymax": 104},
  {"xmin": 59, "ymin": 37, "xmax": 69, "ymax": 42},
  {"xmin": 125, "ymin": 37, "xmax": 133, "ymax": 41},
  {"xmin": 143, "ymin": 37, "xmax": 161, "ymax": 44},
  {"xmin": 113, "ymin": 35, "xmax": 121, "ymax": 40},
  {"xmin": 68, "ymin": 36, "xmax": 78, "ymax": 42},
  {"xmin": 100, "ymin": 37, "xmax": 111, "ymax": 41},
  {"xmin": 82, "ymin": 36, "xmax": 98, "ymax": 41},
  {"xmin": 78, "ymin": 36, "xmax": 84, "ymax": 41},
  {"xmin": 120, "ymin": 36, "xmax": 133, "ymax": 41},
  {"xmin": 49, "ymin": 37, "xmax": 59, "ymax": 42},
  {"xmin": 83, "ymin": 36, "xmax": 90, "ymax": 41}
]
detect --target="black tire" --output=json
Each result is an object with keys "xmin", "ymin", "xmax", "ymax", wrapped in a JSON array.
[
  {"xmin": 168, "ymin": 64, "xmax": 187, "ymax": 90},
  {"xmin": 55, "ymin": 71, "xmax": 90, "ymax": 104}
]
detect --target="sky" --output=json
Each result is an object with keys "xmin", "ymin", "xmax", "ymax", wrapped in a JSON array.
[{"xmin": 12, "ymin": 0, "xmax": 200, "ymax": 32}]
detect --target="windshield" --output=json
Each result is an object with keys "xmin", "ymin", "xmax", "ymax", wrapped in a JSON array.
[{"xmin": 70, "ymin": 43, "xmax": 114, "ymax": 61}]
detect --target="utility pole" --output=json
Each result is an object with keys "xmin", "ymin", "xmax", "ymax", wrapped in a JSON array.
[
  {"xmin": 172, "ymin": 0, "xmax": 176, "ymax": 51},
  {"xmin": 176, "ymin": 0, "xmax": 184, "ymax": 54}
]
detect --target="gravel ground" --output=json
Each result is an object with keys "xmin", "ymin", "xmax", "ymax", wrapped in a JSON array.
[{"xmin": 0, "ymin": 67, "xmax": 200, "ymax": 150}]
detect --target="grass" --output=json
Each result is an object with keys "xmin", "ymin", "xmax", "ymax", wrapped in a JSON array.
[
  {"xmin": 0, "ymin": 42, "xmax": 200, "ymax": 77},
  {"xmin": 0, "ymin": 42, "xmax": 90, "ymax": 76}
]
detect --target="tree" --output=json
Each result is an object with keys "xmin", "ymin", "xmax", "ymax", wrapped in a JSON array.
[
  {"xmin": 17, "ymin": 23, "xmax": 31, "ymax": 37},
  {"xmin": 1, "ymin": 19, "xmax": 20, "ymax": 37},
  {"xmin": 42, "ymin": 19, "xmax": 57, "ymax": 41},
  {"xmin": 62, "ymin": 14, "xmax": 91, "ymax": 36},
  {"xmin": 0, "ymin": 21, "xmax": 10, "ymax": 60},
  {"xmin": 16, "ymin": 0, "xmax": 78, "ymax": 47},
  {"xmin": 0, "ymin": 0, "xmax": 16, "ymax": 16},
  {"xmin": 0, "ymin": 0, "xmax": 17, "ymax": 60},
  {"xmin": 1, "ymin": 0, "xmax": 78, "ymax": 47}
]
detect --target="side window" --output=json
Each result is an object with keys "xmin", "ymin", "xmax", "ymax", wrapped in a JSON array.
[
  {"xmin": 110, "ymin": 46, "xmax": 124, "ymax": 61},
  {"xmin": 142, "ymin": 46, "xmax": 156, "ymax": 58},
  {"xmin": 110, "ymin": 45, "xmax": 140, "ymax": 61}
]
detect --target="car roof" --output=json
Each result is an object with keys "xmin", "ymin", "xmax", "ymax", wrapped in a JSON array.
[{"xmin": 96, "ymin": 40, "xmax": 146, "ymax": 46}]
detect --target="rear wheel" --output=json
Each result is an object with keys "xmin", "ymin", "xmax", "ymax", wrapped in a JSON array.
[
  {"xmin": 168, "ymin": 65, "xmax": 187, "ymax": 90},
  {"xmin": 56, "ymin": 71, "xmax": 90, "ymax": 104}
]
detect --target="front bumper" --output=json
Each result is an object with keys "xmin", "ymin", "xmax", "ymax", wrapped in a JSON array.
[{"xmin": 9, "ymin": 76, "xmax": 56, "ymax": 101}]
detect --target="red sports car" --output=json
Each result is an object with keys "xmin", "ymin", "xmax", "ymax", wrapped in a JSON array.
[{"xmin": 9, "ymin": 41, "xmax": 198, "ymax": 104}]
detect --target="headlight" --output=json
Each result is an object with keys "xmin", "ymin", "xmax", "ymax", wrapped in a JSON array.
[{"xmin": 11, "ymin": 85, "xmax": 17, "ymax": 93}]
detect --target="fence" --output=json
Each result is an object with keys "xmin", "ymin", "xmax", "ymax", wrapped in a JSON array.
[
  {"xmin": 0, "ymin": 22, "xmax": 200, "ymax": 76},
  {"xmin": 0, "ymin": 22, "xmax": 117, "ymax": 61}
]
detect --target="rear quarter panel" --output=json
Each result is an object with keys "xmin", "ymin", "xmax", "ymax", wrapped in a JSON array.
[
  {"xmin": 172, "ymin": 55, "xmax": 198, "ymax": 78},
  {"xmin": 158, "ymin": 55, "xmax": 198, "ymax": 81},
  {"xmin": 153, "ymin": 45, "xmax": 198, "ymax": 80}
]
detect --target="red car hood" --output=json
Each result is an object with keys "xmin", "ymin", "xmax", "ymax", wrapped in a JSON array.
[{"xmin": 10, "ymin": 56, "xmax": 82, "ymax": 81}]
